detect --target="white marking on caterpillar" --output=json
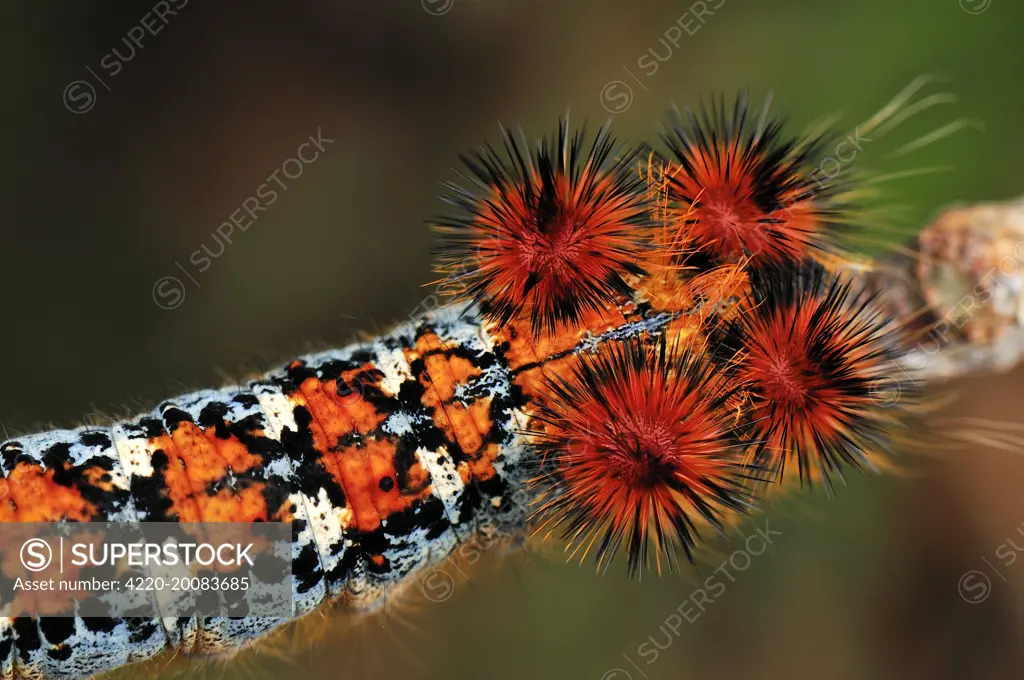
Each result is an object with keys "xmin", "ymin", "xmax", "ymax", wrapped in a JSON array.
[{"xmin": 0, "ymin": 303, "xmax": 535, "ymax": 679}]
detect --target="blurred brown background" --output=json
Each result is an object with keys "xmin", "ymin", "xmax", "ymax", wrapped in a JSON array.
[{"xmin": 3, "ymin": 1, "xmax": 1024, "ymax": 678}]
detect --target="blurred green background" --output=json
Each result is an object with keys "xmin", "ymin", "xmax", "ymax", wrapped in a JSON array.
[{"xmin": 3, "ymin": 0, "xmax": 1024, "ymax": 678}]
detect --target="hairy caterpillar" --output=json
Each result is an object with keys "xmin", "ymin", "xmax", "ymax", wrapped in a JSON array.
[{"xmin": 1, "ymin": 82, "xmax": 1010, "ymax": 680}]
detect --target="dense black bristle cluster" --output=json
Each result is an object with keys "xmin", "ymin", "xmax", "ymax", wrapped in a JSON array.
[
  {"xmin": 660, "ymin": 92, "xmax": 856, "ymax": 268},
  {"xmin": 529, "ymin": 335, "xmax": 761, "ymax": 576},
  {"xmin": 426, "ymin": 91, "xmax": 934, "ymax": 575},
  {"xmin": 432, "ymin": 118, "xmax": 655, "ymax": 335},
  {"xmin": 716, "ymin": 259, "xmax": 916, "ymax": 490}
]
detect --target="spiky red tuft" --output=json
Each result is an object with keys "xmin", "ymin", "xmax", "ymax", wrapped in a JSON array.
[
  {"xmin": 661, "ymin": 93, "xmax": 853, "ymax": 269},
  {"xmin": 529, "ymin": 337, "xmax": 759, "ymax": 577},
  {"xmin": 717, "ymin": 259, "xmax": 914, "ymax": 491},
  {"xmin": 433, "ymin": 119, "xmax": 653, "ymax": 335}
]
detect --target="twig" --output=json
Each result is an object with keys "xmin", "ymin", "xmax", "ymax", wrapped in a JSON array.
[{"xmin": 867, "ymin": 196, "xmax": 1024, "ymax": 381}]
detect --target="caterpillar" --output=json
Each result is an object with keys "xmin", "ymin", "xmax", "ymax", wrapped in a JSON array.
[{"xmin": 1, "ymin": 85, "xmax": 1007, "ymax": 680}]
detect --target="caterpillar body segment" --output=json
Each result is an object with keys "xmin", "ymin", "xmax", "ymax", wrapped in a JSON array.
[
  {"xmin": 0, "ymin": 280, "xmax": 708, "ymax": 680},
  {"xmin": 0, "ymin": 305, "xmax": 487, "ymax": 677},
  {"xmin": 0, "ymin": 297, "xmax": 677, "ymax": 679},
  {"xmin": 0, "ymin": 430, "xmax": 167, "ymax": 680}
]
